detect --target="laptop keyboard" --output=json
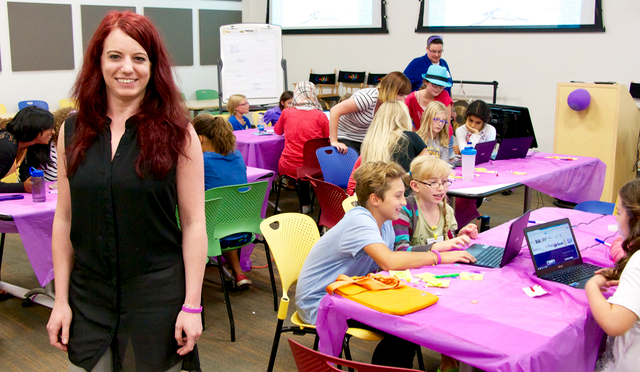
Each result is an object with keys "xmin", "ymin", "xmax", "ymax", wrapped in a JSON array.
[
  {"xmin": 543, "ymin": 263, "xmax": 601, "ymax": 284},
  {"xmin": 474, "ymin": 246, "xmax": 503, "ymax": 267}
]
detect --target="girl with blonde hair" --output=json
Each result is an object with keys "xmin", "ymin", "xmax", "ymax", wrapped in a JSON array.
[
  {"xmin": 329, "ymin": 71, "xmax": 411, "ymax": 154},
  {"xmin": 416, "ymin": 101, "xmax": 449, "ymax": 161},
  {"xmin": 393, "ymin": 155, "xmax": 478, "ymax": 372},
  {"xmin": 346, "ymin": 101, "xmax": 428, "ymax": 195},
  {"xmin": 227, "ymin": 94, "xmax": 251, "ymax": 130}
]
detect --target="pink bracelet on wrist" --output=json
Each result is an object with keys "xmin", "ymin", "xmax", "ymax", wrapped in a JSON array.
[
  {"xmin": 181, "ymin": 304, "xmax": 203, "ymax": 314},
  {"xmin": 433, "ymin": 250, "xmax": 441, "ymax": 265}
]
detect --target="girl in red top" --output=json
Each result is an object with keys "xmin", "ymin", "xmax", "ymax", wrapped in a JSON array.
[{"xmin": 274, "ymin": 81, "xmax": 329, "ymax": 212}]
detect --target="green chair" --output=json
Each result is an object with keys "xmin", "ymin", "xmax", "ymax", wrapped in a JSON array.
[
  {"xmin": 196, "ymin": 89, "xmax": 219, "ymax": 100},
  {"xmin": 205, "ymin": 181, "xmax": 278, "ymax": 342}
]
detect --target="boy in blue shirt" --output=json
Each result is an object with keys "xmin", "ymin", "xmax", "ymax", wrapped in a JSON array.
[{"xmin": 296, "ymin": 161, "xmax": 475, "ymax": 369}]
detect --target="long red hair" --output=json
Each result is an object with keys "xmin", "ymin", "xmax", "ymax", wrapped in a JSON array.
[{"xmin": 66, "ymin": 11, "xmax": 189, "ymax": 178}]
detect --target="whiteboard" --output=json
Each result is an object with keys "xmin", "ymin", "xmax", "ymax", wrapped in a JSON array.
[{"xmin": 219, "ymin": 24, "xmax": 284, "ymax": 106}]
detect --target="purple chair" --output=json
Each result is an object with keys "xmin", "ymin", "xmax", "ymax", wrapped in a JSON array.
[
  {"xmin": 315, "ymin": 146, "xmax": 358, "ymax": 189},
  {"xmin": 18, "ymin": 100, "xmax": 49, "ymax": 110}
]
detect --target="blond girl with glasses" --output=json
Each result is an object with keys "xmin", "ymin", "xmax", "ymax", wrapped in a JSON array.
[
  {"xmin": 392, "ymin": 155, "xmax": 478, "ymax": 372},
  {"xmin": 416, "ymin": 101, "xmax": 450, "ymax": 162}
]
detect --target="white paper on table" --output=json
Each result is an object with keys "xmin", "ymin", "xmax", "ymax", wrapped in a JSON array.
[{"xmin": 450, "ymin": 183, "xmax": 519, "ymax": 196}]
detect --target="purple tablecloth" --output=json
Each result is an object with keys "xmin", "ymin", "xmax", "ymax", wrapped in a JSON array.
[
  {"xmin": 316, "ymin": 207, "xmax": 616, "ymax": 372},
  {"xmin": 234, "ymin": 128, "xmax": 285, "ymax": 174},
  {"xmin": 0, "ymin": 191, "xmax": 57, "ymax": 286},
  {"xmin": 449, "ymin": 152, "xmax": 606, "ymax": 203},
  {"xmin": 0, "ymin": 167, "xmax": 274, "ymax": 287}
]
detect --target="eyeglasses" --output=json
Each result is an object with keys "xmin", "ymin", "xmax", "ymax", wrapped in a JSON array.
[
  {"xmin": 415, "ymin": 179, "xmax": 453, "ymax": 189},
  {"xmin": 238, "ymin": 102, "xmax": 249, "ymax": 106},
  {"xmin": 433, "ymin": 118, "xmax": 449, "ymax": 125},
  {"xmin": 428, "ymin": 49, "xmax": 444, "ymax": 55}
]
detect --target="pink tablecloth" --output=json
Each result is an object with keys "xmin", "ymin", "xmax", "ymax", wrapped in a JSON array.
[
  {"xmin": 0, "ymin": 191, "xmax": 57, "ymax": 286},
  {"xmin": 234, "ymin": 128, "xmax": 285, "ymax": 174},
  {"xmin": 449, "ymin": 152, "xmax": 606, "ymax": 203},
  {"xmin": 0, "ymin": 167, "xmax": 274, "ymax": 287},
  {"xmin": 316, "ymin": 207, "xmax": 616, "ymax": 372}
]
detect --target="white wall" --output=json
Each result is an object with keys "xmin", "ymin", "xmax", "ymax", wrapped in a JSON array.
[
  {"xmin": 0, "ymin": 0, "xmax": 244, "ymax": 111},
  {"xmin": 248, "ymin": 0, "xmax": 640, "ymax": 153}
]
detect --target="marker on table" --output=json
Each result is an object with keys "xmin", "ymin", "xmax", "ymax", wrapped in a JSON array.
[
  {"xmin": 434, "ymin": 273, "xmax": 460, "ymax": 279},
  {"xmin": 595, "ymin": 238, "xmax": 612, "ymax": 247},
  {"xmin": 528, "ymin": 220, "xmax": 539, "ymax": 224}
]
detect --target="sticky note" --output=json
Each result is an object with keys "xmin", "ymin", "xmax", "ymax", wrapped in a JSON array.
[
  {"xmin": 513, "ymin": 171, "xmax": 527, "ymax": 176},
  {"xmin": 608, "ymin": 225, "xmax": 618, "ymax": 232},
  {"xmin": 470, "ymin": 300, "xmax": 479, "ymax": 304},
  {"xmin": 390, "ymin": 269, "xmax": 414, "ymax": 281},
  {"xmin": 461, "ymin": 272, "xmax": 483, "ymax": 281},
  {"xmin": 474, "ymin": 167, "xmax": 487, "ymax": 171},
  {"xmin": 415, "ymin": 273, "xmax": 449, "ymax": 288},
  {"xmin": 522, "ymin": 285, "xmax": 548, "ymax": 297}
]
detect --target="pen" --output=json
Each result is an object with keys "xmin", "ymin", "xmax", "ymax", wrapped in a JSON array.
[
  {"xmin": 528, "ymin": 220, "xmax": 539, "ymax": 224},
  {"xmin": 434, "ymin": 273, "xmax": 460, "ymax": 278},
  {"xmin": 595, "ymin": 238, "xmax": 612, "ymax": 247}
]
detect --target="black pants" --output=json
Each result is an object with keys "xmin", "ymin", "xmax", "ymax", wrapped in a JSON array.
[
  {"xmin": 339, "ymin": 139, "xmax": 362, "ymax": 155},
  {"xmin": 347, "ymin": 320, "xmax": 417, "ymax": 368}
]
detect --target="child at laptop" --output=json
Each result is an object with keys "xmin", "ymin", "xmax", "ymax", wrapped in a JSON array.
[
  {"xmin": 586, "ymin": 179, "xmax": 640, "ymax": 372},
  {"xmin": 416, "ymin": 101, "xmax": 450, "ymax": 162},
  {"xmin": 394, "ymin": 156, "xmax": 478, "ymax": 252},
  {"xmin": 296, "ymin": 161, "xmax": 475, "ymax": 369},
  {"xmin": 455, "ymin": 99, "xmax": 496, "ymax": 151}
]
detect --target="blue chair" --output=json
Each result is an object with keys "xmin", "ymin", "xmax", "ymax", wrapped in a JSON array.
[
  {"xmin": 18, "ymin": 100, "xmax": 49, "ymax": 110},
  {"xmin": 574, "ymin": 200, "xmax": 615, "ymax": 215},
  {"xmin": 315, "ymin": 146, "xmax": 358, "ymax": 189}
]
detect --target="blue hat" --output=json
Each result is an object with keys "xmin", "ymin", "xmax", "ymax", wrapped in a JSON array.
[{"xmin": 421, "ymin": 65, "xmax": 452, "ymax": 88}]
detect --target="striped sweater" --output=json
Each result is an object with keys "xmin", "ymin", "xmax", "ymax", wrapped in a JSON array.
[
  {"xmin": 336, "ymin": 88, "xmax": 378, "ymax": 143},
  {"xmin": 393, "ymin": 195, "xmax": 457, "ymax": 252}
]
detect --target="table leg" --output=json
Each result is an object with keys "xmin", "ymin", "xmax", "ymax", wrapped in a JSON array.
[
  {"xmin": 449, "ymin": 196, "xmax": 456, "ymax": 212},
  {"xmin": 524, "ymin": 186, "xmax": 532, "ymax": 213}
]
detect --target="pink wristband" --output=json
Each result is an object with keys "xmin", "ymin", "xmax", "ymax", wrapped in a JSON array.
[
  {"xmin": 181, "ymin": 305, "xmax": 203, "ymax": 314},
  {"xmin": 433, "ymin": 250, "xmax": 441, "ymax": 265}
]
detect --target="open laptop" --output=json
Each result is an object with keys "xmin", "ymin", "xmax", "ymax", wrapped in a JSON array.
[
  {"xmin": 464, "ymin": 210, "xmax": 531, "ymax": 268},
  {"xmin": 523, "ymin": 218, "xmax": 604, "ymax": 289},
  {"xmin": 451, "ymin": 140, "xmax": 496, "ymax": 168},
  {"xmin": 494, "ymin": 137, "xmax": 534, "ymax": 161}
]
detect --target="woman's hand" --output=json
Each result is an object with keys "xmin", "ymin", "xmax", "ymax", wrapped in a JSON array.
[
  {"xmin": 47, "ymin": 302, "xmax": 72, "ymax": 352},
  {"xmin": 23, "ymin": 177, "xmax": 32, "ymax": 193},
  {"xmin": 453, "ymin": 145, "xmax": 460, "ymax": 155},
  {"xmin": 331, "ymin": 141, "xmax": 348, "ymax": 155},
  {"xmin": 466, "ymin": 123, "xmax": 479, "ymax": 135},
  {"xmin": 432, "ymin": 235, "xmax": 470, "ymax": 252},
  {"xmin": 594, "ymin": 269, "xmax": 619, "ymax": 289},
  {"xmin": 440, "ymin": 250, "xmax": 476, "ymax": 264},
  {"xmin": 458, "ymin": 224, "xmax": 479, "ymax": 239},
  {"xmin": 175, "ymin": 310, "xmax": 203, "ymax": 356}
]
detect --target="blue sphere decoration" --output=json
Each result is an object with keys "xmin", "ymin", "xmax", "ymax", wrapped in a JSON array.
[{"xmin": 567, "ymin": 89, "xmax": 591, "ymax": 111}]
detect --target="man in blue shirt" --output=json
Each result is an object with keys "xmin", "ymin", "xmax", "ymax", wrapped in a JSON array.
[{"xmin": 403, "ymin": 35, "xmax": 453, "ymax": 94}]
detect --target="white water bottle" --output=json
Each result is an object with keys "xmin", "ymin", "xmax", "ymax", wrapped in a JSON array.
[
  {"xmin": 257, "ymin": 113, "xmax": 265, "ymax": 133},
  {"xmin": 461, "ymin": 142, "xmax": 476, "ymax": 182}
]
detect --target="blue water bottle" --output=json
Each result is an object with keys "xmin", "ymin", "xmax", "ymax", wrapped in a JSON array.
[
  {"xmin": 29, "ymin": 167, "xmax": 46, "ymax": 202},
  {"xmin": 460, "ymin": 142, "xmax": 477, "ymax": 182},
  {"xmin": 257, "ymin": 113, "xmax": 265, "ymax": 134}
]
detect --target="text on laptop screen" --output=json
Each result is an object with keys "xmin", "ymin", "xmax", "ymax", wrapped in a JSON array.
[{"xmin": 527, "ymin": 223, "xmax": 579, "ymax": 270}]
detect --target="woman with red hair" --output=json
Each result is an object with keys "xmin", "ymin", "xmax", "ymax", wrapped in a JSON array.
[{"xmin": 46, "ymin": 11, "xmax": 207, "ymax": 372}]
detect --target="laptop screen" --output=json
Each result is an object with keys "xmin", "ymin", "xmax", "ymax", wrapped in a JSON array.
[{"xmin": 525, "ymin": 221, "xmax": 580, "ymax": 271}]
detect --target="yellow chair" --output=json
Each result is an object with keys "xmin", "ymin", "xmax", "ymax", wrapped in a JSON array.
[
  {"xmin": 260, "ymin": 213, "xmax": 385, "ymax": 372},
  {"xmin": 59, "ymin": 98, "xmax": 76, "ymax": 109},
  {"xmin": 342, "ymin": 195, "xmax": 358, "ymax": 213},
  {"xmin": 0, "ymin": 103, "xmax": 6, "ymax": 113},
  {"xmin": 213, "ymin": 114, "xmax": 230, "ymax": 120},
  {"xmin": 252, "ymin": 110, "xmax": 268, "ymax": 127}
]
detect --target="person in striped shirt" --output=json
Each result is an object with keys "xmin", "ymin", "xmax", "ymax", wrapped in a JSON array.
[{"xmin": 329, "ymin": 71, "xmax": 411, "ymax": 155}]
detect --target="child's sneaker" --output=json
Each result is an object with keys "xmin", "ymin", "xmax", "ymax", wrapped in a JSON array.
[{"xmin": 236, "ymin": 274, "xmax": 252, "ymax": 288}]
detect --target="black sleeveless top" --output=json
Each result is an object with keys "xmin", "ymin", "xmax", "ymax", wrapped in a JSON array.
[{"xmin": 64, "ymin": 115, "xmax": 196, "ymax": 371}]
